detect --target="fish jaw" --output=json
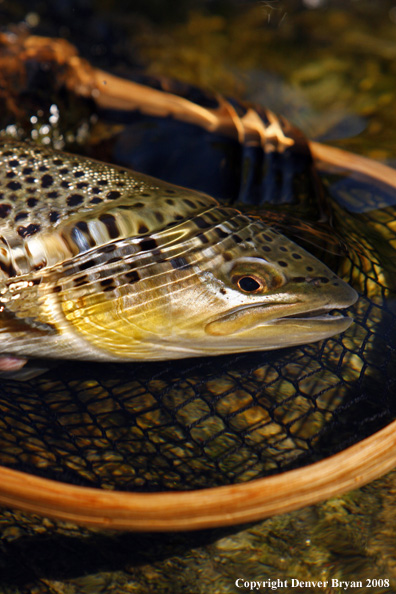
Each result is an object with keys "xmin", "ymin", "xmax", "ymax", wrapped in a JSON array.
[
  {"xmin": 203, "ymin": 277, "xmax": 358, "ymax": 351},
  {"xmin": 204, "ymin": 304, "xmax": 355, "ymax": 350}
]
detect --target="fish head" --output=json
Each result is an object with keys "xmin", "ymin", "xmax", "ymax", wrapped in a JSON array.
[{"xmin": 165, "ymin": 223, "xmax": 358, "ymax": 356}]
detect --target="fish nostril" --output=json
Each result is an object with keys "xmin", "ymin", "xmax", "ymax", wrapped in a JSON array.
[
  {"xmin": 305, "ymin": 277, "xmax": 321, "ymax": 287},
  {"xmin": 305, "ymin": 276, "xmax": 331, "ymax": 287},
  {"xmin": 291, "ymin": 276, "xmax": 329, "ymax": 286}
]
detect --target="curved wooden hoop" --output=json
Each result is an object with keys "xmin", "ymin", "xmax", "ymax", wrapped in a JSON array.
[
  {"xmin": 2, "ymin": 33, "xmax": 396, "ymax": 531},
  {"xmin": 0, "ymin": 417, "xmax": 394, "ymax": 531},
  {"xmin": 310, "ymin": 141, "xmax": 396, "ymax": 190},
  {"xmin": 0, "ymin": 140, "xmax": 393, "ymax": 530}
]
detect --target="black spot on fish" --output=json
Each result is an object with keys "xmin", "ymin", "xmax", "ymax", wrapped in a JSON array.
[
  {"xmin": 100, "ymin": 244, "xmax": 116, "ymax": 254},
  {"xmin": 27, "ymin": 198, "xmax": 38, "ymax": 208},
  {"xmin": 262, "ymin": 233, "xmax": 273, "ymax": 242},
  {"xmin": 74, "ymin": 171, "xmax": 85, "ymax": 178},
  {"xmin": 76, "ymin": 182, "xmax": 88, "ymax": 189},
  {"xmin": 262, "ymin": 246, "xmax": 271, "ymax": 252},
  {"xmin": 232, "ymin": 234, "xmax": 243, "ymax": 244},
  {"xmin": 49, "ymin": 211, "xmax": 60, "ymax": 223},
  {"xmin": 125, "ymin": 270, "xmax": 140, "ymax": 283},
  {"xmin": 60, "ymin": 168, "xmax": 69, "ymax": 174},
  {"xmin": 228, "ymin": 218, "xmax": 240, "ymax": 229},
  {"xmin": 139, "ymin": 238, "xmax": 157, "ymax": 251},
  {"xmin": 61, "ymin": 181, "xmax": 70, "ymax": 189},
  {"xmin": 7, "ymin": 181, "xmax": 21, "ymax": 191},
  {"xmin": 6, "ymin": 171, "xmax": 16, "ymax": 178},
  {"xmin": 41, "ymin": 174, "xmax": 54, "ymax": 188},
  {"xmin": 292, "ymin": 253, "xmax": 302, "ymax": 260},
  {"xmin": 76, "ymin": 221, "xmax": 89, "ymax": 232},
  {"xmin": 92, "ymin": 187, "xmax": 101, "ymax": 194},
  {"xmin": 215, "ymin": 227, "xmax": 228, "ymax": 239},
  {"xmin": 100, "ymin": 278, "xmax": 114, "ymax": 287},
  {"xmin": 53, "ymin": 286, "xmax": 62, "ymax": 293},
  {"xmin": 170, "ymin": 257, "xmax": 189, "ymax": 269},
  {"xmin": 154, "ymin": 211, "xmax": 164, "ymax": 223},
  {"xmin": 205, "ymin": 212, "xmax": 219, "ymax": 223},
  {"xmin": 98, "ymin": 180, "xmax": 109, "ymax": 186},
  {"xmin": 306, "ymin": 266, "xmax": 314, "ymax": 272},
  {"xmin": 78, "ymin": 258, "xmax": 96, "ymax": 271},
  {"xmin": 39, "ymin": 165, "xmax": 49, "ymax": 172},
  {"xmin": 141, "ymin": 193, "xmax": 151, "ymax": 197},
  {"xmin": 67, "ymin": 194, "xmax": 84, "ymax": 207},
  {"xmin": 90, "ymin": 197, "xmax": 103, "ymax": 204},
  {"xmin": 165, "ymin": 189, "xmax": 176, "ymax": 194},
  {"xmin": 194, "ymin": 216, "xmax": 211, "ymax": 229},
  {"xmin": 26, "ymin": 177, "xmax": 36, "ymax": 184},
  {"xmin": 8, "ymin": 159, "xmax": 19, "ymax": 167},
  {"xmin": 47, "ymin": 191, "xmax": 59, "ymax": 199},
  {"xmin": 319, "ymin": 277, "xmax": 330, "ymax": 283},
  {"xmin": 107, "ymin": 191, "xmax": 121, "ymax": 200},
  {"xmin": 0, "ymin": 260, "xmax": 15, "ymax": 275},
  {"xmin": 183, "ymin": 199, "xmax": 196, "ymax": 208},
  {"xmin": 0, "ymin": 204, "xmax": 12, "ymax": 218},
  {"xmin": 278, "ymin": 261, "xmax": 288, "ymax": 267},
  {"xmin": 197, "ymin": 232, "xmax": 209, "ymax": 244},
  {"xmin": 99, "ymin": 214, "xmax": 119, "ymax": 239},
  {"xmin": 279, "ymin": 246, "xmax": 288, "ymax": 252},
  {"xmin": 17, "ymin": 223, "xmax": 41, "ymax": 238},
  {"xmin": 75, "ymin": 275, "xmax": 88, "ymax": 287},
  {"xmin": 134, "ymin": 202, "xmax": 144, "ymax": 208},
  {"xmin": 53, "ymin": 159, "xmax": 63, "ymax": 166},
  {"xmin": 23, "ymin": 167, "xmax": 33, "ymax": 174},
  {"xmin": 138, "ymin": 224, "xmax": 149, "ymax": 234},
  {"xmin": 14, "ymin": 212, "xmax": 28, "ymax": 221}
]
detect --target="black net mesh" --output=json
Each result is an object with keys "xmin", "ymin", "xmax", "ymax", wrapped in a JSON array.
[
  {"xmin": 0, "ymin": 34, "xmax": 395, "ymax": 497},
  {"xmin": 0, "ymin": 167, "xmax": 394, "ymax": 494}
]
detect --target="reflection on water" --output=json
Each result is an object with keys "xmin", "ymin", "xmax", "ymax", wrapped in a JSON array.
[{"xmin": 1, "ymin": 1, "xmax": 396, "ymax": 593}]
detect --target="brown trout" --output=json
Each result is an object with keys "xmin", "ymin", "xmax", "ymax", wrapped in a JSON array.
[{"xmin": 0, "ymin": 138, "xmax": 357, "ymax": 364}]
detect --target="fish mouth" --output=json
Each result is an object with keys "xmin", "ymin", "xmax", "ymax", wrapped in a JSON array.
[
  {"xmin": 274, "ymin": 306, "xmax": 350, "ymax": 324},
  {"xmin": 205, "ymin": 299, "xmax": 356, "ymax": 337}
]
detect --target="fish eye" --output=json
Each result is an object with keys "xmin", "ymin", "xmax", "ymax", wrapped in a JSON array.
[
  {"xmin": 225, "ymin": 257, "xmax": 285, "ymax": 294},
  {"xmin": 236, "ymin": 275, "xmax": 263, "ymax": 293}
]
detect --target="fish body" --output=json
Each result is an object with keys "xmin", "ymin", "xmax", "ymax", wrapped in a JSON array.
[{"xmin": 0, "ymin": 139, "xmax": 357, "ymax": 362}]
